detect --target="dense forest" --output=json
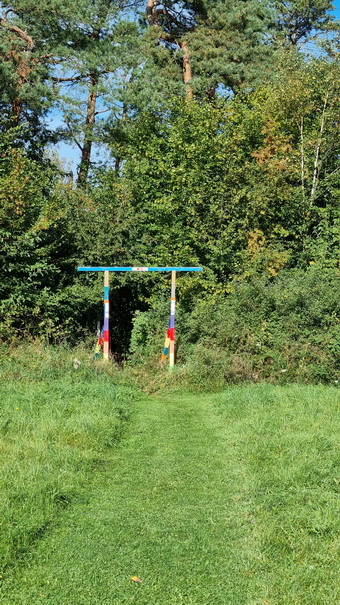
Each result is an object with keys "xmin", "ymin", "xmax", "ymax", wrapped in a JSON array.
[{"xmin": 0, "ymin": 0, "xmax": 339, "ymax": 383}]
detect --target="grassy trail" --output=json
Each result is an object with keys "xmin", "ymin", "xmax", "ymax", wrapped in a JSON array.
[{"xmin": 1, "ymin": 387, "xmax": 338, "ymax": 604}]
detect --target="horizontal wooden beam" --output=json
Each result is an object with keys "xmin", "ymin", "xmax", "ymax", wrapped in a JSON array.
[{"xmin": 78, "ymin": 267, "xmax": 203, "ymax": 272}]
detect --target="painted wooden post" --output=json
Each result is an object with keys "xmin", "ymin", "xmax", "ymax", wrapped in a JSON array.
[
  {"xmin": 169, "ymin": 270, "xmax": 176, "ymax": 369},
  {"xmin": 103, "ymin": 270, "xmax": 110, "ymax": 361},
  {"xmin": 78, "ymin": 267, "xmax": 203, "ymax": 366}
]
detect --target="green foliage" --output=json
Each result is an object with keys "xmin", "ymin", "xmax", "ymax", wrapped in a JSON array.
[
  {"xmin": 113, "ymin": 55, "xmax": 339, "ymax": 283},
  {"xmin": 185, "ymin": 0, "xmax": 274, "ymax": 93},
  {"xmin": 272, "ymin": 0, "xmax": 339, "ymax": 46},
  {"xmin": 131, "ymin": 0, "xmax": 273, "ymax": 100},
  {"xmin": 129, "ymin": 265, "xmax": 340, "ymax": 389},
  {"xmin": 0, "ymin": 6, "xmax": 338, "ymax": 374},
  {"xmin": 0, "ymin": 127, "xmax": 84, "ymax": 340},
  {"xmin": 0, "ymin": 344, "xmax": 135, "ymax": 572},
  {"xmin": 186, "ymin": 266, "xmax": 339, "ymax": 385}
]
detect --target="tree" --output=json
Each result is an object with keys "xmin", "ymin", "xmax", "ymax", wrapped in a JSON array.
[
  {"xmin": 54, "ymin": 1, "xmax": 141, "ymax": 186},
  {"xmin": 272, "ymin": 0, "xmax": 339, "ymax": 47},
  {"xmin": 100, "ymin": 47, "xmax": 339, "ymax": 286},
  {"xmin": 183, "ymin": 0, "xmax": 273, "ymax": 95},
  {"xmin": 0, "ymin": 124, "xmax": 81, "ymax": 339},
  {"xmin": 139, "ymin": 0, "xmax": 272, "ymax": 100},
  {"xmin": 0, "ymin": 0, "xmax": 141, "ymax": 181},
  {"xmin": 0, "ymin": 0, "xmax": 77, "ymax": 127}
]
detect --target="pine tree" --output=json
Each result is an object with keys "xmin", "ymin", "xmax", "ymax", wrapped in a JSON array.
[
  {"xmin": 0, "ymin": 1, "xmax": 77, "ymax": 126},
  {"xmin": 271, "ymin": 0, "xmax": 339, "ymax": 47},
  {"xmin": 0, "ymin": 0, "xmax": 141, "ymax": 181},
  {"xmin": 54, "ymin": 0, "xmax": 141, "ymax": 185},
  {"xmin": 142, "ymin": 0, "xmax": 272, "ymax": 98}
]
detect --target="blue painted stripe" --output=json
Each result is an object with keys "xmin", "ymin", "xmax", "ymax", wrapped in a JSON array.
[
  {"xmin": 78, "ymin": 267, "xmax": 203, "ymax": 272},
  {"xmin": 104, "ymin": 287, "xmax": 109, "ymax": 299}
]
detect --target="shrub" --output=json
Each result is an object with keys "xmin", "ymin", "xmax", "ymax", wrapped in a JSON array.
[{"xmin": 128, "ymin": 265, "xmax": 339, "ymax": 389}]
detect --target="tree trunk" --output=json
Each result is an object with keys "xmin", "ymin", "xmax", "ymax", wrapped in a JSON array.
[
  {"xmin": 310, "ymin": 92, "xmax": 329, "ymax": 203},
  {"xmin": 181, "ymin": 41, "xmax": 193, "ymax": 99},
  {"xmin": 11, "ymin": 59, "xmax": 29, "ymax": 125},
  {"xmin": 207, "ymin": 84, "xmax": 216, "ymax": 100},
  {"xmin": 77, "ymin": 73, "xmax": 98, "ymax": 186},
  {"xmin": 146, "ymin": 0, "xmax": 158, "ymax": 25},
  {"xmin": 11, "ymin": 94, "xmax": 22, "ymax": 125},
  {"xmin": 300, "ymin": 116, "xmax": 305, "ymax": 205},
  {"xmin": 146, "ymin": 0, "xmax": 194, "ymax": 99},
  {"xmin": 114, "ymin": 106, "xmax": 127, "ymax": 175},
  {"xmin": 0, "ymin": 17, "xmax": 35, "ymax": 125}
]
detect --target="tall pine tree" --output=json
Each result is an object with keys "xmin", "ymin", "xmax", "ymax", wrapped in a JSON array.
[{"xmin": 142, "ymin": 0, "xmax": 272, "ymax": 98}]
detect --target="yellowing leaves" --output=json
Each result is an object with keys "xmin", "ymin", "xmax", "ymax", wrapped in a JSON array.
[
  {"xmin": 248, "ymin": 229, "xmax": 266, "ymax": 255},
  {"xmin": 252, "ymin": 122, "xmax": 293, "ymax": 175}
]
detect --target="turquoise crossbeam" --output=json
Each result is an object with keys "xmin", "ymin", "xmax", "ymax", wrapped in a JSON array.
[{"xmin": 78, "ymin": 267, "xmax": 203, "ymax": 272}]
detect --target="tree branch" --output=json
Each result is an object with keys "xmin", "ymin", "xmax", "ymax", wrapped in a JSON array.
[
  {"xmin": 146, "ymin": 0, "xmax": 159, "ymax": 25},
  {"xmin": 65, "ymin": 121, "xmax": 83, "ymax": 152},
  {"xmin": 52, "ymin": 75, "xmax": 89, "ymax": 83},
  {"xmin": 0, "ymin": 15, "xmax": 35, "ymax": 50},
  {"xmin": 95, "ymin": 108, "xmax": 111, "ymax": 116},
  {"xmin": 52, "ymin": 70, "xmax": 110, "ymax": 84}
]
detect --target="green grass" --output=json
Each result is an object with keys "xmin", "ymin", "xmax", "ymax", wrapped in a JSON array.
[
  {"xmin": 0, "ymin": 377, "xmax": 338, "ymax": 604},
  {"xmin": 0, "ymin": 344, "xmax": 136, "ymax": 572},
  {"xmin": 213, "ymin": 384, "xmax": 339, "ymax": 604}
]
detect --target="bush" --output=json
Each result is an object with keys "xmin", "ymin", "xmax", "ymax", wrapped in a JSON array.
[{"xmin": 128, "ymin": 265, "xmax": 340, "ymax": 389}]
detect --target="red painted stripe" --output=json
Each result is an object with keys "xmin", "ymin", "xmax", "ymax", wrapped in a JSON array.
[
  {"xmin": 104, "ymin": 330, "xmax": 109, "ymax": 342},
  {"xmin": 168, "ymin": 328, "xmax": 175, "ymax": 341}
]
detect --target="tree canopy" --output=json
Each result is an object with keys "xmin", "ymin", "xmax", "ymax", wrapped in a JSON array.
[{"xmin": 0, "ymin": 0, "xmax": 339, "ymax": 378}]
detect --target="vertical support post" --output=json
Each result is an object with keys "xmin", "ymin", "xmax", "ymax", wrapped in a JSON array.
[
  {"xmin": 169, "ymin": 270, "xmax": 176, "ymax": 369},
  {"xmin": 103, "ymin": 270, "xmax": 110, "ymax": 361}
]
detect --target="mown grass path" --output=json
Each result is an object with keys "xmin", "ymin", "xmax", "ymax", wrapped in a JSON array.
[{"xmin": 1, "ymin": 387, "xmax": 338, "ymax": 604}]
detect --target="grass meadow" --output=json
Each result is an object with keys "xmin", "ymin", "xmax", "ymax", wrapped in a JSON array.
[
  {"xmin": 212, "ymin": 385, "xmax": 340, "ymax": 604},
  {"xmin": 0, "ymin": 345, "xmax": 339, "ymax": 604},
  {"xmin": 0, "ymin": 344, "xmax": 135, "ymax": 572}
]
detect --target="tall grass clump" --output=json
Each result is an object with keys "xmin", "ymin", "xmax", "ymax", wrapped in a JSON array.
[{"xmin": 0, "ymin": 343, "xmax": 136, "ymax": 572}]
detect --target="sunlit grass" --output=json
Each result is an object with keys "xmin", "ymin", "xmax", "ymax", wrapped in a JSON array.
[
  {"xmin": 0, "ymin": 344, "xmax": 135, "ymax": 571},
  {"xmin": 0, "ymin": 377, "xmax": 338, "ymax": 604}
]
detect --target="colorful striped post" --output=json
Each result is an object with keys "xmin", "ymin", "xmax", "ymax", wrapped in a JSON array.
[
  {"xmin": 103, "ymin": 270, "xmax": 110, "ymax": 361},
  {"xmin": 77, "ymin": 266, "xmax": 203, "ymax": 367},
  {"xmin": 169, "ymin": 270, "xmax": 176, "ymax": 369}
]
